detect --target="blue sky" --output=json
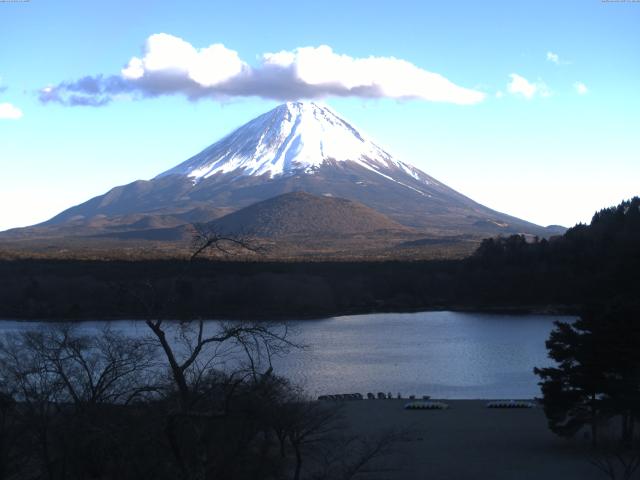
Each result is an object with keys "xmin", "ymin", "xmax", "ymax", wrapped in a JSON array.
[{"xmin": 1, "ymin": 0, "xmax": 638, "ymax": 231}]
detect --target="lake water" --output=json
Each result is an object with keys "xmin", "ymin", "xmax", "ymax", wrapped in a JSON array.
[{"xmin": 0, "ymin": 311, "xmax": 570, "ymax": 399}]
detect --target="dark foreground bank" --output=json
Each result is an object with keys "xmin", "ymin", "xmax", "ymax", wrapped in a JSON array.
[{"xmin": 341, "ymin": 399, "xmax": 602, "ymax": 480}]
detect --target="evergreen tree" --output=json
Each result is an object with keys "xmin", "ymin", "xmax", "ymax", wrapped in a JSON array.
[
  {"xmin": 534, "ymin": 317, "xmax": 608, "ymax": 445},
  {"xmin": 535, "ymin": 303, "xmax": 640, "ymax": 445}
]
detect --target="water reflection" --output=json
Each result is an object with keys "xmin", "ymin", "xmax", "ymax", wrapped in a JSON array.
[{"xmin": 0, "ymin": 311, "xmax": 571, "ymax": 399}]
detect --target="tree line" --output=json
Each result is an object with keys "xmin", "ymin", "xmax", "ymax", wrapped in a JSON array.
[{"xmin": 527, "ymin": 198, "xmax": 640, "ymax": 479}]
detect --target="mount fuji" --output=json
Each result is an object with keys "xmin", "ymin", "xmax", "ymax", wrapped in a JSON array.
[
  {"xmin": 157, "ymin": 102, "xmax": 427, "ymax": 183},
  {"xmin": 6, "ymin": 102, "xmax": 557, "ymax": 247}
]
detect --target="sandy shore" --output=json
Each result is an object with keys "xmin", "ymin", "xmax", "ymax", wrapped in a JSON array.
[{"xmin": 340, "ymin": 399, "xmax": 603, "ymax": 479}]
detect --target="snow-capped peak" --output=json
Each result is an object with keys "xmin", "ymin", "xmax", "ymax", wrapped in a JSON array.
[{"xmin": 157, "ymin": 101, "xmax": 426, "ymax": 183}]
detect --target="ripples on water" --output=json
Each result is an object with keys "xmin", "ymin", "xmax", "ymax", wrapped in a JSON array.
[{"xmin": 0, "ymin": 311, "xmax": 571, "ymax": 399}]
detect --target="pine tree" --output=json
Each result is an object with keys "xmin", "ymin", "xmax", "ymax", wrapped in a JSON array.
[{"xmin": 535, "ymin": 303, "xmax": 640, "ymax": 445}]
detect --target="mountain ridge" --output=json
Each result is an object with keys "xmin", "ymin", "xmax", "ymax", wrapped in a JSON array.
[{"xmin": 3, "ymin": 101, "xmax": 561, "ymax": 246}]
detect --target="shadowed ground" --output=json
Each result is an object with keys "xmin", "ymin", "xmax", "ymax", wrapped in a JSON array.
[{"xmin": 341, "ymin": 399, "xmax": 602, "ymax": 479}]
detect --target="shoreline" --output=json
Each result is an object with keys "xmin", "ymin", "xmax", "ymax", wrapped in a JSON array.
[{"xmin": 0, "ymin": 304, "xmax": 580, "ymax": 322}]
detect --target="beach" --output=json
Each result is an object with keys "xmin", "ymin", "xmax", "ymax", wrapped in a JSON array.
[{"xmin": 341, "ymin": 400, "xmax": 603, "ymax": 479}]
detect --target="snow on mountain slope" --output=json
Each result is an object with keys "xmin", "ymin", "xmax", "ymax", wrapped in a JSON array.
[
  {"xmin": 157, "ymin": 102, "xmax": 430, "ymax": 186},
  {"xmin": 23, "ymin": 101, "xmax": 552, "ymax": 238}
]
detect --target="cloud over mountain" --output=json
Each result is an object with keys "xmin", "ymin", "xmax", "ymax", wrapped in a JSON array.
[{"xmin": 39, "ymin": 33, "xmax": 485, "ymax": 107}]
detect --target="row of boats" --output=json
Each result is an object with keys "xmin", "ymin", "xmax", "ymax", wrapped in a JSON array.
[
  {"xmin": 318, "ymin": 392, "xmax": 431, "ymax": 401},
  {"xmin": 318, "ymin": 394, "xmax": 536, "ymax": 409}
]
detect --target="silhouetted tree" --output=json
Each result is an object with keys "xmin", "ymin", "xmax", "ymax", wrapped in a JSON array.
[
  {"xmin": 535, "ymin": 303, "xmax": 640, "ymax": 446},
  {"xmin": 0, "ymin": 389, "xmax": 19, "ymax": 480},
  {"xmin": 534, "ymin": 318, "xmax": 608, "ymax": 445},
  {"xmin": 0, "ymin": 325, "xmax": 161, "ymax": 480}
]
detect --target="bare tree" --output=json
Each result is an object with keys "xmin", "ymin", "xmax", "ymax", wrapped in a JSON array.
[
  {"xmin": 0, "ymin": 330, "xmax": 68, "ymax": 480},
  {"xmin": 0, "ymin": 325, "xmax": 160, "ymax": 480},
  {"xmin": 123, "ymin": 225, "xmax": 302, "ymax": 480},
  {"xmin": 190, "ymin": 222, "xmax": 263, "ymax": 260},
  {"xmin": 0, "ymin": 389, "xmax": 19, "ymax": 480},
  {"xmin": 284, "ymin": 400, "xmax": 344, "ymax": 480},
  {"xmin": 590, "ymin": 451, "xmax": 640, "ymax": 480},
  {"xmin": 134, "ymin": 224, "xmax": 295, "ymax": 411},
  {"xmin": 3, "ymin": 326, "xmax": 157, "ymax": 407},
  {"xmin": 313, "ymin": 429, "xmax": 407, "ymax": 480},
  {"xmin": 589, "ymin": 429, "xmax": 640, "ymax": 480},
  {"xmin": 269, "ymin": 393, "xmax": 405, "ymax": 480},
  {"xmin": 145, "ymin": 317, "xmax": 296, "ymax": 412}
]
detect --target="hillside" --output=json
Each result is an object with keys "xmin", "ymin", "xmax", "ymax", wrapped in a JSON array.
[{"xmin": 209, "ymin": 191, "xmax": 412, "ymax": 237}]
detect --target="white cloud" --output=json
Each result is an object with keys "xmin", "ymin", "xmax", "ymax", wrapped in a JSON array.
[
  {"xmin": 574, "ymin": 82, "xmax": 588, "ymax": 95},
  {"xmin": 42, "ymin": 34, "xmax": 486, "ymax": 106},
  {"xmin": 121, "ymin": 33, "xmax": 246, "ymax": 87},
  {"xmin": 0, "ymin": 102, "xmax": 23, "ymax": 120},
  {"xmin": 506, "ymin": 74, "xmax": 551, "ymax": 100},
  {"xmin": 546, "ymin": 51, "xmax": 560, "ymax": 64},
  {"xmin": 507, "ymin": 74, "xmax": 538, "ymax": 99},
  {"xmin": 257, "ymin": 45, "xmax": 485, "ymax": 104}
]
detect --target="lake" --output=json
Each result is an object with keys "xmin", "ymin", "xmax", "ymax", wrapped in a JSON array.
[{"xmin": 0, "ymin": 311, "xmax": 570, "ymax": 399}]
